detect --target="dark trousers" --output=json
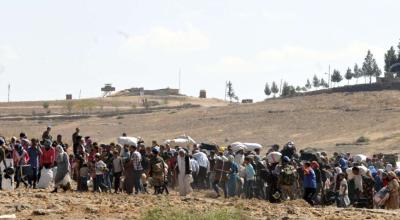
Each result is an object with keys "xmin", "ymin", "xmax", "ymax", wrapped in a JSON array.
[
  {"xmin": 80, "ymin": 176, "xmax": 88, "ymax": 192},
  {"xmin": 113, "ymin": 172, "xmax": 122, "ymax": 192},
  {"xmin": 244, "ymin": 180, "xmax": 254, "ymax": 199},
  {"xmin": 133, "ymin": 170, "xmax": 143, "ymax": 193},
  {"xmin": 197, "ymin": 166, "xmax": 207, "ymax": 189},
  {"xmin": 303, "ymin": 188, "xmax": 317, "ymax": 206},
  {"xmin": 28, "ymin": 167, "xmax": 38, "ymax": 187},
  {"xmin": 15, "ymin": 166, "xmax": 28, "ymax": 188},
  {"xmin": 93, "ymin": 174, "xmax": 108, "ymax": 192},
  {"xmin": 213, "ymin": 180, "xmax": 227, "ymax": 198}
]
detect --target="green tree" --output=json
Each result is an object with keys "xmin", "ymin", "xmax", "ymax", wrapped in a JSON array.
[
  {"xmin": 42, "ymin": 102, "xmax": 50, "ymax": 114},
  {"xmin": 362, "ymin": 50, "xmax": 382, "ymax": 84},
  {"xmin": 305, "ymin": 79, "xmax": 312, "ymax": 90},
  {"xmin": 264, "ymin": 83, "xmax": 271, "ymax": 97},
  {"xmin": 384, "ymin": 46, "xmax": 398, "ymax": 73},
  {"xmin": 331, "ymin": 69, "xmax": 343, "ymax": 86},
  {"xmin": 281, "ymin": 82, "xmax": 296, "ymax": 97},
  {"xmin": 320, "ymin": 78, "xmax": 329, "ymax": 88},
  {"xmin": 226, "ymin": 81, "xmax": 238, "ymax": 102},
  {"xmin": 345, "ymin": 67, "xmax": 353, "ymax": 85},
  {"xmin": 353, "ymin": 63, "xmax": 362, "ymax": 84},
  {"xmin": 271, "ymin": 81, "xmax": 279, "ymax": 97},
  {"xmin": 312, "ymin": 75, "xmax": 320, "ymax": 88},
  {"xmin": 295, "ymin": 86, "xmax": 301, "ymax": 92}
]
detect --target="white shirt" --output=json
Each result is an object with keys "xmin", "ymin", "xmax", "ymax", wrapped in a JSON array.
[
  {"xmin": 190, "ymin": 159, "xmax": 199, "ymax": 174},
  {"xmin": 193, "ymin": 152, "xmax": 209, "ymax": 169}
]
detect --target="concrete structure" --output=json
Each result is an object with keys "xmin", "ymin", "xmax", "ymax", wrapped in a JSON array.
[
  {"xmin": 66, "ymin": 94, "xmax": 72, "ymax": 100},
  {"xmin": 199, "ymin": 90, "xmax": 207, "ymax": 98}
]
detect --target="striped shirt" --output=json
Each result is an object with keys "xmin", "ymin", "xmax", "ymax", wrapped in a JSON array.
[{"xmin": 131, "ymin": 151, "xmax": 143, "ymax": 171}]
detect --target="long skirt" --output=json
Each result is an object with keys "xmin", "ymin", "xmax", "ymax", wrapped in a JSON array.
[
  {"xmin": 178, "ymin": 173, "xmax": 193, "ymax": 196},
  {"xmin": 124, "ymin": 165, "xmax": 134, "ymax": 194}
]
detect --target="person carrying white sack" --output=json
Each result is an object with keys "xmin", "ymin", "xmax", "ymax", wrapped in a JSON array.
[{"xmin": 176, "ymin": 149, "xmax": 193, "ymax": 196}]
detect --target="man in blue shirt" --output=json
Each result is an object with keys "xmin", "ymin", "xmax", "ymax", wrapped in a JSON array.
[{"xmin": 27, "ymin": 139, "xmax": 42, "ymax": 188}]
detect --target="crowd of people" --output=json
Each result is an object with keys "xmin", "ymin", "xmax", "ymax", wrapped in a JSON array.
[{"xmin": 1, "ymin": 126, "xmax": 400, "ymax": 210}]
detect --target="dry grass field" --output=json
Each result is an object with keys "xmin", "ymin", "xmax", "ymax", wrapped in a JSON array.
[{"xmin": 1, "ymin": 91, "xmax": 400, "ymax": 155}]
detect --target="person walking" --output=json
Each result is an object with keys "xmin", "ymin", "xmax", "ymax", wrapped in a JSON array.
[
  {"xmin": 303, "ymin": 162, "xmax": 317, "ymax": 206},
  {"xmin": 51, "ymin": 146, "xmax": 71, "ymax": 193},
  {"xmin": 176, "ymin": 149, "xmax": 193, "ymax": 196}
]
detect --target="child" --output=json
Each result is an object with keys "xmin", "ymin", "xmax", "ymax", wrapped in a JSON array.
[
  {"xmin": 79, "ymin": 163, "xmax": 89, "ymax": 192},
  {"xmin": 141, "ymin": 173, "xmax": 149, "ymax": 194},
  {"xmin": 244, "ymin": 157, "xmax": 255, "ymax": 199},
  {"xmin": 338, "ymin": 173, "xmax": 350, "ymax": 207},
  {"xmin": 112, "ymin": 150, "xmax": 123, "ymax": 193},
  {"xmin": 94, "ymin": 153, "xmax": 109, "ymax": 193}
]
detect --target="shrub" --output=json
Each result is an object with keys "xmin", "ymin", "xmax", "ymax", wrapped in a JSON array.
[{"xmin": 356, "ymin": 136, "xmax": 370, "ymax": 143}]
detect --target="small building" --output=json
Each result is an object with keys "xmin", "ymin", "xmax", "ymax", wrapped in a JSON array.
[
  {"xmin": 199, "ymin": 90, "xmax": 207, "ymax": 98},
  {"xmin": 241, "ymin": 99, "xmax": 253, "ymax": 104},
  {"xmin": 66, "ymin": 94, "xmax": 72, "ymax": 100}
]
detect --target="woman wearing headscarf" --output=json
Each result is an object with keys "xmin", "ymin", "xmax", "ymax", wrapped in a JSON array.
[
  {"xmin": 51, "ymin": 145, "xmax": 71, "ymax": 193},
  {"xmin": 227, "ymin": 155, "xmax": 238, "ymax": 197},
  {"xmin": 13, "ymin": 144, "xmax": 29, "ymax": 188},
  {"xmin": 176, "ymin": 149, "xmax": 192, "ymax": 196},
  {"xmin": 385, "ymin": 171, "xmax": 399, "ymax": 209}
]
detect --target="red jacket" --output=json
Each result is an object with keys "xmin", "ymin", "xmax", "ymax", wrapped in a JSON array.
[{"xmin": 40, "ymin": 147, "xmax": 55, "ymax": 166}]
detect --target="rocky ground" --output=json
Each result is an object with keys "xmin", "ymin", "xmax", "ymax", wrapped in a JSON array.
[{"xmin": 0, "ymin": 189, "xmax": 399, "ymax": 220}]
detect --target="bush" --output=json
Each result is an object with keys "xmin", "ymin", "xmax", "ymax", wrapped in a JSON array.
[
  {"xmin": 143, "ymin": 207, "xmax": 248, "ymax": 220},
  {"xmin": 356, "ymin": 136, "xmax": 370, "ymax": 143}
]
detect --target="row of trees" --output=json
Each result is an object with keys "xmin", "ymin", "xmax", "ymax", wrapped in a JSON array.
[{"xmin": 264, "ymin": 49, "xmax": 386, "ymax": 98}]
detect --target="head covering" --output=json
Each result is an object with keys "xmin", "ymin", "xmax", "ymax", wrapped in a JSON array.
[
  {"xmin": 56, "ymin": 145, "xmax": 65, "ymax": 163},
  {"xmin": 228, "ymin": 155, "xmax": 234, "ymax": 162},
  {"xmin": 388, "ymin": 171, "xmax": 398, "ymax": 179},
  {"xmin": 152, "ymin": 147, "xmax": 160, "ymax": 154},
  {"xmin": 0, "ymin": 137, "xmax": 4, "ymax": 146},
  {"xmin": 44, "ymin": 139, "xmax": 52, "ymax": 147},
  {"xmin": 311, "ymin": 161, "xmax": 320, "ymax": 169},
  {"xmin": 282, "ymin": 156, "xmax": 290, "ymax": 163},
  {"xmin": 386, "ymin": 164, "xmax": 393, "ymax": 172}
]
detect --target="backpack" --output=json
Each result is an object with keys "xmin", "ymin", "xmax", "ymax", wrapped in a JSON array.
[
  {"xmin": 152, "ymin": 161, "xmax": 164, "ymax": 173},
  {"xmin": 280, "ymin": 166, "xmax": 296, "ymax": 186},
  {"xmin": 141, "ymin": 156, "xmax": 149, "ymax": 170}
]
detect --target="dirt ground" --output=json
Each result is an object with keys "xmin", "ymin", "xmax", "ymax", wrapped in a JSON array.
[{"xmin": 0, "ymin": 189, "xmax": 399, "ymax": 220}]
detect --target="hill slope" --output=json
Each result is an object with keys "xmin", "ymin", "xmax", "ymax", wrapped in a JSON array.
[{"xmin": 2, "ymin": 91, "xmax": 400, "ymax": 155}]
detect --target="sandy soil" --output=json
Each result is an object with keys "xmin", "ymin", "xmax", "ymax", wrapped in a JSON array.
[{"xmin": 0, "ymin": 189, "xmax": 399, "ymax": 220}]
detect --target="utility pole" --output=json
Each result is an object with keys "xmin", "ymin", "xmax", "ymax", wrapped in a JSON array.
[
  {"xmin": 279, "ymin": 79, "xmax": 283, "ymax": 96},
  {"xmin": 7, "ymin": 83, "xmax": 10, "ymax": 102},
  {"xmin": 224, "ymin": 81, "xmax": 227, "ymax": 101},
  {"xmin": 79, "ymin": 90, "xmax": 82, "ymax": 99},
  {"xmin": 328, "ymin": 65, "xmax": 331, "ymax": 88},
  {"xmin": 178, "ymin": 69, "xmax": 181, "ymax": 94}
]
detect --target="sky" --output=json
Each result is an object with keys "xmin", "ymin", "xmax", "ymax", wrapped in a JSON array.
[{"xmin": 0, "ymin": 0, "xmax": 399, "ymax": 102}]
